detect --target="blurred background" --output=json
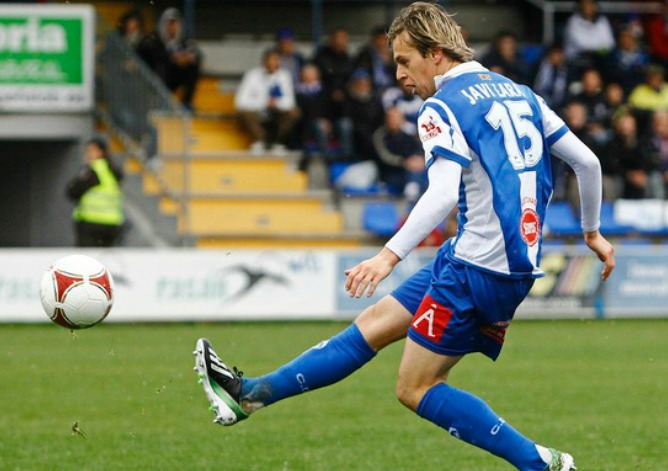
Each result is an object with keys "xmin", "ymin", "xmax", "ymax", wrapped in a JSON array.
[{"xmin": 1, "ymin": 0, "xmax": 668, "ymax": 322}]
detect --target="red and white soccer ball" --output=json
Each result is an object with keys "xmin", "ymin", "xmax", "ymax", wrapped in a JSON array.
[{"xmin": 40, "ymin": 254, "xmax": 114, "ymax": 330}]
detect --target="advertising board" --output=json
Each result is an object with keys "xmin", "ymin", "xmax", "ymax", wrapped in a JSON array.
[{"xmin": 0, "ymin": 4, "xmax": 94, "ymax": 111}]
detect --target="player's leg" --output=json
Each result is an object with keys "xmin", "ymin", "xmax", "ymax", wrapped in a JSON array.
[
  {"xmin": 394, "ymin": 261, "xmax": 575, "ymax": 471},
  {"xmin": 396, "ymin": 339, "xmax": 560, "ymax": 471},
  {"xmin": 194, "ymin": 263, "xmax": 433, "ymax": 425},
  {"xmin": 194, "ymin": 295, "xmax": 413, "ymax": 425},
  {"xmin": 194, "ymin": 260, "xmax": 431, "ymax": 425},
  {"xmin": 236, "ymin": 258, "xmax": 436, "ymax": 412},
  {"xmin": 239, "ymin": 295, "xmax": 412, "ymax": 409}
]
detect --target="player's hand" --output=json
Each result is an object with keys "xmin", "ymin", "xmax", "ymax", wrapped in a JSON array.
[
  {"xmin": 584, "ymin": 230, "xmax": 615, "ymax": 281},
  {"xmin": 344, "ymin": 247, "xmax": 400, "ymax": 298}
]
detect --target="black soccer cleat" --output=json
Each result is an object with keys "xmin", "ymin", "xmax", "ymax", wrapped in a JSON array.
[{"xmin": 193, "ymin": 338, "xmax": 249, "ymax": 426}]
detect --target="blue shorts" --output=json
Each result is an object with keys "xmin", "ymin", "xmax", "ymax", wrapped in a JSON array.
[{"xmin": 391, "ymin": 247, "xmax": 534, "ymax": 360}]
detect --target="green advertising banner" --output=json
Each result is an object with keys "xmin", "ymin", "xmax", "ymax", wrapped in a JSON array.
[{"xmin": 0, "ymin": 5, "xmax": 93, "ymax": 111}]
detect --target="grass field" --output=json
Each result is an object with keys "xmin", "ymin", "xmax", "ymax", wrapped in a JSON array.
[{"xmin": 1, "ymin": 319, "xmax": 666, "ymax": 471}]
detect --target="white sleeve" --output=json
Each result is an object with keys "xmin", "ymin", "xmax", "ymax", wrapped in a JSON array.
[
  {"xmin": 276, "ymin": 70, "xmax": 296, "ymax": 110},
  {"xmin": 234, "ymin": 70, "xmax": 260, "ymax": 111},
  {"xmin": 385, "ymin": 158, "xmax": 461, "ymax": 260},
  {"xmin": 550, "ymin": 131, "xmax": 602, "ymax": 232},
  {"xmin": 600, "ymin": 17, "xmax": 616, "ymax": 51}
]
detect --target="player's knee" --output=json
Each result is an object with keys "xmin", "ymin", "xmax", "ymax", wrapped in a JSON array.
[
  {"xmin": 354, "ymin": 296, "xmax": 412, "ymax": 351},
  {"xmin": 395, "ymin": 379, "xmax": 426, "ymax": 411},
  {"xmin": 395, "ymin": 381, "xmax": 414, "ymax": 410}
]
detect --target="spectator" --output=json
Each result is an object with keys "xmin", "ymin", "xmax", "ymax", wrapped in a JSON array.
[
  {"xmin": 644, "ymin": 0, "xmax": 668, "ymax": 69},
  {"xmin": 563, "ymin": 0, "xmax": 615, "ymax": 75},
  {"xmin": 372, "ymin": 107, "xmax": 426, "ymax": 201},
  {"xmin": 343, "ymin": 68, "xmax": 386, "ymax": 161},
  {"xmin": 568, "ymin": 68, "xmax": 609, "ymax": 133},
  {"xmin": 603, "ymin": 25, "xmax": 650, "ymax": 95},
  {"xmin": 235, "ymin": 49, "xmax": 301, "ymax": 156},
  {"xmin": 601, "ymin": 82, "xmax": 626, "ymax": 130},
  {"xmin": 381, "ymin": 85, "xmax": 423, "ymax": 137},
  {"xmin": 103, "ymin": 8, "xmax": 150, "ymax": 136},
  {"xmin": 560, "ymin": 101, "xmax": 618, "ymax": 204},
  {"xmin": 330, "ymin": 68, "xmax": 385, "ymax": 192},
  {"xmin": 313, "ymin": 27, "xmax": 354, "ymax": 123},
  {"xmin": 66, "ymin": 137, "xmax": 125, "ymax": 247},
  {"xmin": 628, "ymin": 64, "xmax": 668, "ymax": 113},
  {"xmin": 480, "ymin": 31, "xmax": 531, "ymax": 85},
  {"xmin": 295, "ymin": 63, "xmax": 338, "ymax": 159},
  {"xmin": 642, "ymin": 109, "xmax": 668, "ymax": 195},
  {"xmin": 607, "ymin": 108, "xmax": 663, "ymax": 199},
  {"xmin": 622, "ymin": 13, "xmax": 646, "ymax": 43},
  {"xmin": 533, "ymin": 43, "xmax": 569, "ymax": 109},
  {"xmin": 116, "ymin": 8, "xmax": 145, "ymax": 49},
  {"xmin": 274, "ymin": 27, "xmax": 305, "ymax": 88},
  {"xmin": 354, "ymin": 25, "xmax": 396, "ymax": 93},
  {"xmin": 137, "ymin": 8, "xmax": 202, "ymax": 111}
]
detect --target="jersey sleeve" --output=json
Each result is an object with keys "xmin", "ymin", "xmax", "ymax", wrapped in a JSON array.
[
  {"xmin": 535, "ymin": 93, "xmax": 569, "ymax": 145},
  {"xmin": 418, "ymin": 101, "xmax": 472, "ymax": 169}
]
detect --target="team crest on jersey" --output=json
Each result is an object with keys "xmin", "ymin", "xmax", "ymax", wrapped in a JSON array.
[
  {"xmin": 420, "ymin": 116, "xmax": 442, "ymax": 142},
  {"xmin": 477, "ymin": 74, "xmax": 492, "ymax": 80},
  {"xmin": 520, "ymin": 208, "xmax": 541, "ymax": 246}
]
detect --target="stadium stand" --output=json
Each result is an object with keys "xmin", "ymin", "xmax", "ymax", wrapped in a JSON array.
[
  {"xmin": 362, "ymin": 201, "xmax": 400, "ymax": 238},
  {"xmin": 599, "ymin": 201, "xmax": 634, "ymax": 237},
  {"xmin": 87, "ymin": 0, "xmax": 668, "ymax": 249},
  {"xmin": 543, "ymin": 200, "xmax": 581, "ymax": 237}
]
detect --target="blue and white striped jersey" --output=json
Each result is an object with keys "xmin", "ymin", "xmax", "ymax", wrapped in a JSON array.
[{"xmin": 417, "ymin": 62, "xmax": 568, "ymax": 278}]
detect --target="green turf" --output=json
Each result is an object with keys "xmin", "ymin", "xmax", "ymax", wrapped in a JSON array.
[{"xmin": 1, "ymin": 319, "xmax": 666, "ymax": 470}]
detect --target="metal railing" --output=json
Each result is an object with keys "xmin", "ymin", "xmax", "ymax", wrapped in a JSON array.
[
  {"xmin": 523, "ymin": 0, "xmax": 664, "ymax": 44},
  {"xmin": 95, "ymin": 31, "xmax": 192, "ymax": 245}
]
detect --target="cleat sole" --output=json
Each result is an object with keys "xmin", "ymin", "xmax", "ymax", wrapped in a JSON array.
[{"xmin": 193, "ymin": 338, "xmax": 247, "ymax": 426}]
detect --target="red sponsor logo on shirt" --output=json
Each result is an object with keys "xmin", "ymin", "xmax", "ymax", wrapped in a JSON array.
[
  {"xmin": 480, "ymin": 321, "xmax": 510, "ymax": 345},
  {"xmin": 520, "ymin": 208, "xmax": 540, "ymax": 247},
  {"xmin": 411, "ymin": 294, "xmax": 453, "ymax": 342},
  {"xmin": 420, "ymin": 116, "xmax": 442, "ymax": 142}
]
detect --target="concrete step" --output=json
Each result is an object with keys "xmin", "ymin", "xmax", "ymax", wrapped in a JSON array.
[
  {"xmin": 194, "ymin": 230, "xmax": 373, "ymax": 249},
  {"xmin": 152, "ymin": 116, "xmax": 251, "ymax": 154},
  {"xmin": 178, "ymin": 196, "xmax": 342, "ymax": 235},
  {"xmin": 193, "ymin": 76, "xmax": 236, "ymax": 116},
  {"xmin": 157, "ymin": 155, "xmax": 307, "ymax": 193},
  {"xmin": 189, "ymin": 118, "xmax": 250, "ymax": 151}
]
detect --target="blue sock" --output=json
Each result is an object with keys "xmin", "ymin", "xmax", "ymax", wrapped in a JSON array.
[
  {"xmin": 241, "ymin": 323, "xmax": 376, "ymax": 407},
  {"xmin": 417, "ymin": 383, "xmax": 547, "ymax": 471}
]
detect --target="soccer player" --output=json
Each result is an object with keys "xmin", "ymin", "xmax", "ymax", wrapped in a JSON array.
[{"xmin": 193, "ymin": 3, "xmax": 615, "ymax": 470}]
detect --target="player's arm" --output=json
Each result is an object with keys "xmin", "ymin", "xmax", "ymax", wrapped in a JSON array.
[
  {"xmin": 550, "ymin": 131, "xmax": 615, "ymax": 280},
  {"xmin": 345, "ymin": 157, "xmax": 461, "ymax": 298},
  {"xmin": 536, "ymin": 94, "xmax": 615, "ymax": 280}
]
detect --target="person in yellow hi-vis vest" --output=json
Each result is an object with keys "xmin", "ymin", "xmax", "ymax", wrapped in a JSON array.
[{"xmin": 66, "ymin": 137, "xmax": 125, "ymax": 247}]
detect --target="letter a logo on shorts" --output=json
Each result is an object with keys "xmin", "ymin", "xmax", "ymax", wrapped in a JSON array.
[{"xmin": 411, "ymin": 294, "xmax": 453, "ymax": 342}]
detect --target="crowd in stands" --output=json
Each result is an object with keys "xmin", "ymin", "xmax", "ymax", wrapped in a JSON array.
[
  {"xmin": 540, "ymin": 0, "xmax": 668, "ymax": 209},
  {"xmin": 232, "ymin": 23, "xmax": 426, "ymax": 202},
  {"xmin": 117, "ymin": 7, "xmax": 202, "ymax": 112},
  {"xmin": 115, "ymin": 0, "xmax": 668, "ymax": 209}
]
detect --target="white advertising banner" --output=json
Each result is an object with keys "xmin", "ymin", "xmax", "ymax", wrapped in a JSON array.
[
  {"xmin": 0, "ymin": 4, "xmax": 95, "ymax": 112},
  {"xmin": 2, "ymin": 247, "xmax": 667, "ymax": 323},
  {"xmin": 0, "ymin": 249, "xmax": 337, "ymax": 323}
]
